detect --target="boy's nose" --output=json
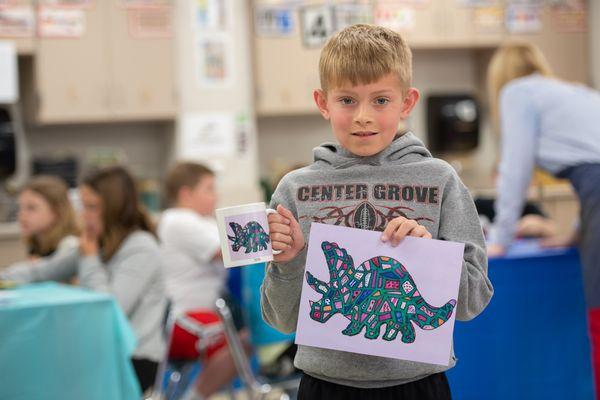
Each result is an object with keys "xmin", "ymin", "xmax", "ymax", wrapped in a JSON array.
[{"xmin": 353, "ymin": 104, "xmax": 373, "ymax": 126}]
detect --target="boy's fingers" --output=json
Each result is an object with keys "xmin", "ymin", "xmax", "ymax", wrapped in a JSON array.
[
  {"xmin": 276, "ymin": 205, "xmax": 299, "ymax": 227},
  {"xmin": 381, "ymin": 217, "xmax": 404, "ymax": 241},
  {"xmin": 268, "ymin": 212, "xmax": 290, "ymax": 225},
  {"xmin": 276, "ymin": 204, "xmax": 304, "ymax": 244},
  {"xmin": 409, "ymin": 225, "xmax": 430, "ymax": 238},
  {"xmin": 272, "ymin": 241, "xmax": 291, "ymax": 251},
  {"xmin": 269, "ymin": 223, "xmax": 291, "ymax": 235},
  {"xmin": 276, "ymin": 204, "xmax": 291, "ymax": 217},
  {"xmin": 271, "ymin": 232, "xmax": 292, "ymax": 245},
  {"xmin": 391, "ymin": 220, "xmax": 417, "ymax": 245}
]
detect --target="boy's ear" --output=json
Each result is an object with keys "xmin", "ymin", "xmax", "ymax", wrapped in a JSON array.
[
  {"xmin": 400, "ymin": 88, "xmax": 420, "ymax": 119},
  {"xmin": 313, "ymin": 89, "xmax": 330, "ymax": 120}
]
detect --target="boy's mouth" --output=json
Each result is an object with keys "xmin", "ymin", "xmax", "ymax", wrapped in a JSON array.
[{"xmin": 351, "ymin": 131, "xmax": 378, "ymax": 137}]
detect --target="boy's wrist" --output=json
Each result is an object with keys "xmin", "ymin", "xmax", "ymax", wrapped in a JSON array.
[{"xmin": 270, "ymin": 248, "xmax": 308, "ymax": 278}]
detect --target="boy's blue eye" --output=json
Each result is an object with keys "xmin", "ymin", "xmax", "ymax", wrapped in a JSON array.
[
  {"xmin": 340, "ymin": 97, "xmax": 354, "ymax": 105},
  {"xmin": 375, "ymin": 98, "xmax": 389, "ymax": 105}
]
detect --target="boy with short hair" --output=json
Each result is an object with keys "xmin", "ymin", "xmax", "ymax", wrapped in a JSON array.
[
  {"xmin": 160, "ymin": 161, "xmax": 224, "ymax": 316},
  {"xmin": 159, "ymin": 162, "xmax": 243, "ymax": 400},
  {"xmin": 262, "ymin": 24, "xmax": 493, "ymax": 399}
]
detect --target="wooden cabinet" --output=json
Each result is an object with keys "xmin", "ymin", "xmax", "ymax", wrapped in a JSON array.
[
  {"xmin": 252, "ymin": 1, "xmax": 589, "ymax": 116},
  {"xmin": 254, "ymin": 33, "xmax": 320, "ymax": 116},
  {"xmin": 33, "ymin": 2, "xmax": 175, "ymax": 124},
  {"xmin": 35, "ymin": 2, "xmax": 110, "ymax": 123},
  {"xmin": 106, "ymin": 5, "xmax": 176, "ymax": 120}
]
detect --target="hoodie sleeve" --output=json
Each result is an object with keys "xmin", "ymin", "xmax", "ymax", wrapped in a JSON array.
[
  {"xmin": 260, "ymin": 175, "xmax": 307, "ymax": 334},
  {"xmin": 438, "ymin": 171, "xmax": 493, "ymax": 321}
]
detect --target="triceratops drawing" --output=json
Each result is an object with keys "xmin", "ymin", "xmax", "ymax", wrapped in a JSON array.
[
  {"xmin": 228, "ymin": 221, "xmax": 270, "ymax": 253},
  {"xmin": 306, "ymin": 241, "xmax": 456, "ymax": 343}
]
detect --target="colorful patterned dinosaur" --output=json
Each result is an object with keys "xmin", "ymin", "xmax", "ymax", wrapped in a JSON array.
[
  {"xmin": 306, "ymin": 241, "xmax": 456, "ymax": 343},
  {"xmin": 228, "ymin": 221, "xmax": 271, "ymax": 253}
]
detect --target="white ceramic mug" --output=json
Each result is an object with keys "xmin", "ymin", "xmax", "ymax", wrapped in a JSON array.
[{"xmin": 215, "ymin": 202, "xmax": 281, "ymax": 268}]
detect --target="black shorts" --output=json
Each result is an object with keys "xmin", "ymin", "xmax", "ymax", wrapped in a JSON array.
[
  {"xmin": 132, "ymin": 358, "xmax": 159, "ymax": 393},
  {"xmin": 298, "ymin": 371, "xmax": 452, "ymax": 400}
]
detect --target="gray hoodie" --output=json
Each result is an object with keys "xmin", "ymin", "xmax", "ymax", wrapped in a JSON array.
[{"xmin": 261, "ymin": 132, "xmax": 493, "ymax": 388}]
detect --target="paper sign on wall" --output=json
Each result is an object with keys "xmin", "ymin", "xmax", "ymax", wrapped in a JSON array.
[
  {"xmin": 333, "ymin": 4, "xmax": 373, "ymax": 30},
  {"xmin": 296, "ymin": 223, "xmax": 464, "ymax": 365},
  {"xmin": 38, "ymin": 7, "xmax": 86, "ymax": 38},
  {"xmin": 373, "ymin": 3, "xmax": 416, "ymax": 32},
  {"xmin": 550, "ymin": 0, "xmax": 586, "ymax": 32},
  {"xmin": 39, "ymin": 0, "xmax": 94, "ymax": 8},
  {"xmin": 505, "ymin": 4, "xmax": 542, "ymax": 33},
  {"xmin": 194, "ymin": 0, "xmax": 231, "ymax": 32},
  {"xmin": 300, "ymin": 5, "xmax": 335, "ymax": 48},
  {"xmin": 196, "ymin": 32, "xmax": 234, "ymax": 88},
  {"xmin": 456, "ymin": 0, "xmax": 499, "ymax": 6},
  {"xmin": 254, "ymin": 6, "xmax": 295, "ymax": 37},
  {"xmin": 0, "ymin": 6, "xmax": 35, "ymax": 37},
  {"xmin": 127, "ymin": 6, "xmax": 172, "ymax": 38},
  {"xmin": 178, "ymin": 113, "xmax": 236, "ymax": 160},
  {"xmin": 474, "ymin": 6, "xmax": 504, "ymax": 32},
  {"xmin": 396, "ymin": 0, "xmax": 431, "ymax": 7},
  {"xmin": 552, "ymin": 9, "xmax": 586, "ymax": 32},
  {"xmin": 119, "ymin": 0, "xmax": 170, "ymax": 9}
]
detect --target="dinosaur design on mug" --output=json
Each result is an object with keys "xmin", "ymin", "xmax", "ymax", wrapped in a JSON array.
[{"xmin": 228, "ymin": 221, "xmax": 271, "ymax": 253}]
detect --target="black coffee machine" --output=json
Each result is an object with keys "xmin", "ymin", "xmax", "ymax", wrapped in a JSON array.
[
  {"xmin": 0, "ymin": 107, "xmax": 16, "ymax": 178},
  {"xmin": 427, "ymin": 94, "xmax": 480, "ymax": 154}
]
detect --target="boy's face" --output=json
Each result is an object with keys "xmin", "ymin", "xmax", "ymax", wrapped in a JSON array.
[
  {"xmin": 180, "ymin": 175, "xmax": 218, "ymax": 217},
  {"xmin": 314, "ymin": 73, "xmax": 419, "ymax": 157}
]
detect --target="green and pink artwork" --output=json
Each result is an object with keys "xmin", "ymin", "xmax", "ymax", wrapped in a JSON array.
[{"xmin": 295, "ymin": 223, "xmax": 464, "ymax": 365}]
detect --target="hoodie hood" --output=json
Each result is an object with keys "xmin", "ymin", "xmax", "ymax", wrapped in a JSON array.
[{"xmin": 313, "ymin": 132, "xmax": 432, "ymax": 170}]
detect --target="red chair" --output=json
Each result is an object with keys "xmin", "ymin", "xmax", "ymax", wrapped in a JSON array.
[{"xmin": 150, "ymin": 309, "xmax": 228, "ymax": 400}]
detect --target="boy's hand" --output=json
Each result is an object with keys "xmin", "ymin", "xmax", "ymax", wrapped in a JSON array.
[
  {"xmin": 268, "ymin": 204, "xmax": 305, "ymax": 263},
  {"xmin": 381, "ymin": 216, "xmax": 432, "ymax": 246}
]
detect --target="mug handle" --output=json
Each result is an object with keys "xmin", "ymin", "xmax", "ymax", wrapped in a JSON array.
[{"xmin": 266, "ymin": 208, "xmax": 283, "ymax": 255}]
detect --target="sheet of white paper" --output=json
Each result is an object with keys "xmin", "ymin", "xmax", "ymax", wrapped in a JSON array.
[
  {"xmin": 296, "ymin": 223, "xmax": 464, "ymax": 366},
  {"xmin": 177, "ymin": 112, "xmax": 236, "ymax": 160},
  {"xmin": 0, "ymin": 41, "xmax": 18, "ymax": 104}
]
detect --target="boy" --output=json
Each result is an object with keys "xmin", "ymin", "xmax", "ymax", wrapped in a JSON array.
[
  {"xmin": 261, "ymin": 24, "xmax": 493, "ymax": 399},
  {"xmin": 159, "ymin": 161, "xmax": 224, "ymax": 317},
  {"xmin": 159, "ymin": 162, "xmax": 245, "ymax": 400}
]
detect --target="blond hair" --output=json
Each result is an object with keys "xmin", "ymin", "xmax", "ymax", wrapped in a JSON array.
[
  {"xmin": 319, "ymin": 24, "xmax": 413, "ymax": 93},
  {"xmin": 487, "ymin": 42, "xmax": 554, "ymax": 122},
  {"xmin": 22, "ymin": 176, "xmax": 79, "ymax": 256},
  {"xmin": 165, "ymin": 161, "xmax": 214, "ymax": 206}
]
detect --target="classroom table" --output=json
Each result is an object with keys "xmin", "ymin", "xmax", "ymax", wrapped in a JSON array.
[
  {"xmin": 0, "ymin": 282, "xmax": 141, "ymax": 400},
  {"xmin": 447, "ymin": 240, "xmax": 594, "ymax": 399}
]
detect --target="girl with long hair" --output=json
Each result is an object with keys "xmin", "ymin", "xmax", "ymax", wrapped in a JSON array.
[
  {"xmin": 78, "ymin": 165, "xmax": 167, "ymax": 393},
  {"xmin": 1, "ymin": 175, "xmax": 79, "ymax": 282}
]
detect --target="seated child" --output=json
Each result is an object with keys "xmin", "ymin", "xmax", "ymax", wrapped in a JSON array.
[
  {"xmin": 78, "ymin": 166, "xmax": 167, "ymax": 393},
  {"xmin": 1, "ymin": 175, "xmax": 79, "ymax": 283},
  {"xmin": 262, "ymin": 24, "xmax": 493, "ymax": 400},
  {"xmin": 158, "ymin": 161, "xmax": 249, "ymax": 400},
  {"xmin": 159, "ymin": 162, "xmax": 225, "ymax": 316}
]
